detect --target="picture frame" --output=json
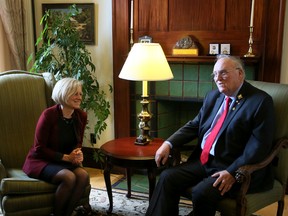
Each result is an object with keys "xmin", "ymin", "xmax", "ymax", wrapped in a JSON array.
[
  {"xmin": 42, "ymin": 3, "xmax": 95, "ymax": 45},
  {"xmin": 220, "ymin": 44, "xmax": 231, "ymax": 55},
  {"xmin": 209, "ymin": 44, "xmax": 219, "ymax": 55},
  {"xmin": 138, "ymin": 35, "xmax": 152, "ymax": 43}
]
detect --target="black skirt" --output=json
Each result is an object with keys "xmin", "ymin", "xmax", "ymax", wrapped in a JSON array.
[{"xmin": 39, "ymin": 162, "xmax": 80, "ymax": 182}]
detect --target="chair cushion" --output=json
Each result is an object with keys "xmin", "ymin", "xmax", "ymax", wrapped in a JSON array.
[
  {"xmin": 2, "ymin": 193, "xmax": 54, "ymax": 215},
  {"xmin": 1, "ymin": 169, "xmax": 57, "ymax": 195},
  {"xmin": 217, "ymin": 180, "xmax": 283, "ymax": 216}
]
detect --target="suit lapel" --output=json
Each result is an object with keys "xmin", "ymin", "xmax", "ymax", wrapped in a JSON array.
[
  {"xmin": 221, "ymin": 96, "xmax": 245, "ymax": 131},
  {"xmin": 220, "ymin": 83, "xmax": 247, "ymax": 132}
]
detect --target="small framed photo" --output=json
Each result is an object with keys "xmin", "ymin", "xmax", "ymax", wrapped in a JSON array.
[
  {"xmin": 138, "ymin": 35, "xmax": 152, "ymax": 43},
  {"xmin": 220, "ymin": 44, "xmax": 231, "ymax": 55},
  {"xmin": 209, "ymin": 44, "xmax": 219, "ymax": 55}
]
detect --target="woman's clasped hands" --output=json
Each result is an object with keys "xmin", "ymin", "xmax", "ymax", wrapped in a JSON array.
[{"xmin": 69, "ymin": 148, "xmax": 83, "ymax": 165}]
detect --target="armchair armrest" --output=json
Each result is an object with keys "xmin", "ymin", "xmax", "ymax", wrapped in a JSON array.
[
  {"xmin": 236, "ymin": 138, "xmax": 288, "ymax": 182},
  {"xmin": 235, "ymin": 138, "xmax": 288, "ymax": 197},
  {"xmin": 0, "ymin": 159, "xmax": 7, "ymax": 182}
]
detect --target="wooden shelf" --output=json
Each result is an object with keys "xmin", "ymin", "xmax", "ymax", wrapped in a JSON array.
[{"xmin": 166, "ymin": 55, "xmax": 260, "ymax": 64}]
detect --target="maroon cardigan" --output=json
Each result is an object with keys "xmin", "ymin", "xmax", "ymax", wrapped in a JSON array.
[{"xmin": 22, "ymin": 104, "xmax": 87, "ymax": 178}]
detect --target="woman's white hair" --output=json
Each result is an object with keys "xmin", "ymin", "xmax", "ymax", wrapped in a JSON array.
[{"xmin": 52, "ymin": 77, "xmax": 83, "ymax": 105}]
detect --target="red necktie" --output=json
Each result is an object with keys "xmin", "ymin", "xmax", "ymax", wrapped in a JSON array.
[{"xmin": 200, "ymin": 97, "xmax": 231, "ymax": 165}]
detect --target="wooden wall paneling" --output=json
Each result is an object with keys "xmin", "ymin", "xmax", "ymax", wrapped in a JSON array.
[
  {"xmin": 112, "ymin": 0, "xmax": 131, "ymax": 138},
  {"xmin": 169, "ymin": 0, "xmax": 225, "ymax": 31},
  {"xmin": 260, "ymin": 0, "xmax": 286, "ymax": 82},
  {"xmin": 137, "ymin": 0, "xmax": 168, "ymax": 32},
  {"xmin": 134, "ymin": 0, "xmax": 266, "ymax": 57},
  {"xmin": 253, "ymin": 0, "xmax": 266, "ymax": 40},
  {"xmin": 226, "ymin": 0, "xmax": 250, "ymax": 31}
]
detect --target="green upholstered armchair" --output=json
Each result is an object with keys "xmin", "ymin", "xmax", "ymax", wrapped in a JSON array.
[
  {"xmin": 172, "ymin": 80, "xmax": 288, "ymax": 216},
  {"xmin": 0, "ymin": 71, "xmax": 91, "ymax": 216}
]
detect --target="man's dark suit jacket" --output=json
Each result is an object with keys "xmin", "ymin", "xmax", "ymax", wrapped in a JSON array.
[{"xmin": 167, "ymin": 81, "xmax": 275, "ymax": 193}]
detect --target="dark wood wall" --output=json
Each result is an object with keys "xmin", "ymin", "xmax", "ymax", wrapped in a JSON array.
[
  {"xmin": 112, "ymin": 0, "xmax": 286, "ymax": 138},
  {"xmin": 134, "ymin": 0, "xmax": 256, "ymax": 55}
]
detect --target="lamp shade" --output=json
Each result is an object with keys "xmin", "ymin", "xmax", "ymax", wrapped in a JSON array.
[{"xmin": 119, "ymin": 43, "xmax": 174, "ymax": 81}]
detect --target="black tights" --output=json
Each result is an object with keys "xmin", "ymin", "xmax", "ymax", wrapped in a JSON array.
[{"xmin": 51, "ymin": 167, "xmax": 90, "ymax": 216}]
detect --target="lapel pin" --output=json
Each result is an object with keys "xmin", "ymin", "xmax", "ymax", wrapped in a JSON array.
[
  {"xmin": 232, "ymin": 94, "xmax": 243, "ymax": 110},
  {"xmin": 237, "ymin": 94, "xmax": 243, "ymax": 100}
]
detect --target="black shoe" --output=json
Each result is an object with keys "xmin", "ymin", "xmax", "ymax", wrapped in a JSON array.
[
  {"xmin": 74, "ymin": 206, "xmax": 102, "ymax": 216},
  {"xmin": 187, "ymin": 210, "xmax": 194, "ymax": 216}
]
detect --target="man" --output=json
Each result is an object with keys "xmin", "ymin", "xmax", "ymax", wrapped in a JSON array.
[{"xmin": 145, "ymin": 55, "xmax": 275, "ymax": 216}]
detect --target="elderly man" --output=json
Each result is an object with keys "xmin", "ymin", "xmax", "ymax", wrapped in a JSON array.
[{"xmin": 146, "ymin": 55, "xmax": 275, "ymax": 216}]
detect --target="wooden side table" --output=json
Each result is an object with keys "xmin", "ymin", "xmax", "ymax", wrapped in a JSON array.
[{"xmin": 100, "ymin": 137, "xmax": 163, "ymax": 213}]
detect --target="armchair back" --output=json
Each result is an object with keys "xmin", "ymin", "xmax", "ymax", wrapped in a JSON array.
[
  {"xmin": 0, "ymin": 71, "xmax": 91, "ymax": 216},
  {"xmin": 248, "ymin": 80, "xmax": 288, "ymax": 187},
  {"xmin": 0, "ymin": 70, "xmax": 55, "ymax": 170}
]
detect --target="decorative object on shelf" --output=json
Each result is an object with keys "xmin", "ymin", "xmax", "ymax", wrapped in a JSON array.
[
  {"xmin": 209, "ymin": 44, "xmax": 219, "ymax": 55},
  {"xmin": 220, "ymin": 44, "xmax": 231, "ymax": 55},
  {"xmin": 119, "ymin": 43, "xmax": 174, "ymax": 145},
  {"xmin": 244, "ymin": 26, "xmax": 256, "ymax": 57},
  {"xmin": 130, "ymin": 0, "xmax": 134, "ymax": 48},
  {"xmin": 172, "ymin": 36, "xmax": 199, "ymax": 56},
  {"xmin": 138, "ymin": 35, "xmax": 153, "ymax": 43},
  {"xmin": 244, "ymin": 0, "xmax": 255, "ymax": 57}
]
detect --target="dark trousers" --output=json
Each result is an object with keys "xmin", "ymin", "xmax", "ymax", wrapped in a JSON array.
[{"xmin": 145, "ymin": 159, "xmax": 235, "ymax": 216}]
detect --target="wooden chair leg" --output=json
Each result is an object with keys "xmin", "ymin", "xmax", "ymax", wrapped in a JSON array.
[
  {"xmin": 236, "ymin": 197, "xmax": 247, "ymax": 216},
  {"xmin": 126, "ymin": 168, "xmax": 132, "ymax": 198},
  {"xmin": 276, "ymin": 200, "xmax": 284, "ymax": 216}
]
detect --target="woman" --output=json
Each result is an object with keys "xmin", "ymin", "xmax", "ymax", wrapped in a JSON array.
[{"xmin": 23, "ymin": 78, "xmax": 91, "ymax": 216}]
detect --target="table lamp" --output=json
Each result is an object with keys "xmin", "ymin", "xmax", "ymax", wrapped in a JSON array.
[{"xmin": 119, "ymin": 43, "xmax": 174, "ymax": 145}]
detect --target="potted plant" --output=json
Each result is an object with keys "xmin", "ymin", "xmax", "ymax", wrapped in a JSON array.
[{"xmin": 27, "ymin": 4, "xmax": 111, "ymax": 165}]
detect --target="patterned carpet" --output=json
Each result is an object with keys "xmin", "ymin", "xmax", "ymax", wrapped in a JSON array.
[
  {"xmin": 90, "ymin": 188, "xmax": 193, "ymax": 216},
  {"xmin": 88, "ymin": 168, "xmax": 193, "ymax": 215}
]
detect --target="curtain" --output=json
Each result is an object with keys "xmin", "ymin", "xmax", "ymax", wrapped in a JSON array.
[
  {"xmin": 0, "ymin": 0, "xmax": 26, "ymax": 70},
  {"xmin": 0, "ymin": 17, "xmax": 13, "ymax": 72}
]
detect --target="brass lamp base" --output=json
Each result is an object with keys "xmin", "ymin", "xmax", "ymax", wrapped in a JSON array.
[
  {"xmin": 135, "ymin": 135, "xmax": 150, "ymax": 145},
  {"xmin": 134, "ymin": 97, "xmax": 152, "ymax": 145}
]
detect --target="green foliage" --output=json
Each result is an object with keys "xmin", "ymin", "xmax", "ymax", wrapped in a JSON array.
[
  {"xmin": 28, "ymin": 5, "xmax": 112, "ymax": 143},
  {"xmin": 93, "ymin": 149, "xmax": 105, "ymax": 169}
]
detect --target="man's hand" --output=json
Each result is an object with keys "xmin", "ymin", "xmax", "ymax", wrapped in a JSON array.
[
  {"xmin": 155, "ymin": 142, "xmax": 171, "ymax": 167},
  {"xmin": 212, "ymin": 170, "xmax": 236, "ymax": 195}
]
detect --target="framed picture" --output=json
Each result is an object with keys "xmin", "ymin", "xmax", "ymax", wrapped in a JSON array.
[
  {"xmin": 138, "ymin": 35, "xmax": 152, "ymax": 43},
  {"xmin": 42, "ymin": 3, "xmax": 95, "ymax": 45},
  {"xmin": 209, "ymin": 44, "xmax": 219, "ymax": 55},
  {"xmin": 220, "ymin": 44, "xmax": 231, "ymax": 55}
]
